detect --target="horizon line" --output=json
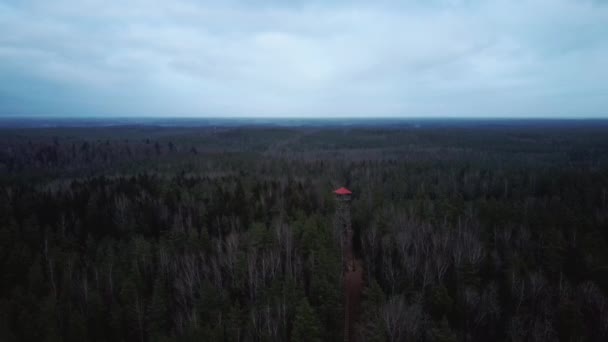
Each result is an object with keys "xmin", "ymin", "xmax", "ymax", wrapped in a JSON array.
[{"xmin": 2, "ymin": 115, "xmax": 608, "ymax": 120}]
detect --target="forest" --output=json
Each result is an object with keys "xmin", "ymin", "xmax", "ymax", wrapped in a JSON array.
[{"xmin": 1, "ymin": 121, "xmax": 608, "ymax": 341}]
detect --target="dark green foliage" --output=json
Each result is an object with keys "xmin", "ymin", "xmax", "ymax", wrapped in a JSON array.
[
  {"xmin": 429, "ymin": 317, "xmax": 457, "ymax": 342},
  {"xmin": 292, "ymin": 298, "xmax": 322, "ymax": 342},
  {"xmin": 358, "ymin": 280, "xmax": 386, "ymax": 342},
  {"xmin": 429, "ymin": 286, "xmax": 453, "ymax": 319},
  {"xmin": 148, "ymin": 277, "xmax": 170, "ymax": 335}
]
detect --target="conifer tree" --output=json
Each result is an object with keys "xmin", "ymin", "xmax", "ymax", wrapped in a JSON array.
[{"xmin": 292, "ymin": 298, "xmax": 321, "ymax": 342}]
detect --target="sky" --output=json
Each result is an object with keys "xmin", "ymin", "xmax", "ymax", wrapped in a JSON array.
[{"xmin": 0, "ymin": 0, "xmax": 607, "ymax": 118}]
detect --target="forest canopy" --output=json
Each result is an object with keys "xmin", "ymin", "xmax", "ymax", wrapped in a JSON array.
[{"xmin": 1, "ymin": 123, "xmax": 608, "ymax": 341}]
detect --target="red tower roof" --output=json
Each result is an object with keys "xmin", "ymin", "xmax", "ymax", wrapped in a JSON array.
[{"xmin": 334, "ymin": 187, "xmax": 352, "ymax": 195}]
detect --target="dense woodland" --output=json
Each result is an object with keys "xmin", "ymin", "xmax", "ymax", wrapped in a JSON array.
[{"xmin": 1, "ymin": 123, "xmax": 608, "ymax": 341}]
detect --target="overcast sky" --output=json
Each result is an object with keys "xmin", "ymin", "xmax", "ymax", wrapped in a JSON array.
[{"xmin": 1, "ymin": 0, "xmax": 607, "ymax": 118}]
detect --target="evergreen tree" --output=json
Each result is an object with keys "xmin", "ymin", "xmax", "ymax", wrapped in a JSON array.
[
  {"xmin": 358, "ymin": 280, "xmax": 386, "ymax": 342},
  {"xmin": 292, "ymin": 298, "xmax": 321, "ymax": 342}
]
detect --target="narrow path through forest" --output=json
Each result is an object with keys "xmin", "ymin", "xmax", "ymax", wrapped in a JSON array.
[{"xmin": 344, "ymin": 256, "xmax": 363, "ymax": 341}]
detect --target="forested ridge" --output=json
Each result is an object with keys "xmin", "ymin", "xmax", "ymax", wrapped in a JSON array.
[{"xmin": 1, "ymin": 124, "xmax": 608, "ymax": 341}]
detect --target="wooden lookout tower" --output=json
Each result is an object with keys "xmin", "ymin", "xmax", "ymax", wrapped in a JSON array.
[
  {"xmin": 335, "ymin": 186, "xmax": 362, "ymax": 342},
  {"xmin": 334, "ymin": 187, "xmax": 354, "ymax": 271}
]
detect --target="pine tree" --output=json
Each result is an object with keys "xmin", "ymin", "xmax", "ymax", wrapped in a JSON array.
[
  {"xmin": 429, "ymin": 317, "xmax": 457, "ymax": 342},
  {"xmin": 148, "ymin": 277, "xmax": 169, "ymax": 336},
  {"xmin": 358, "ymin": 280, "xmax": 386, "ymax": 342},
  {"xmin": 292, "ymin": 298, "xmax": 321, "ymax": 342}
]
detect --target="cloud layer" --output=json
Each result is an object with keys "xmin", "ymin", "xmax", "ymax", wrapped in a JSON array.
[{"xmin": 1, "ymin": 0, "xmax": 607, "ymax": 117}]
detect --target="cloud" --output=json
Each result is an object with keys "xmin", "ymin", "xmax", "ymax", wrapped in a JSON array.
[{"xmin": 0, "ymin": 0, "xmax": 607, "ymax": 117}]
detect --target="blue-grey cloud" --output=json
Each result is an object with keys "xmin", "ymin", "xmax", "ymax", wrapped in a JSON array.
[{"xmin": 1, "ymin": 0, "xmax": 607, "ymax": 117}]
